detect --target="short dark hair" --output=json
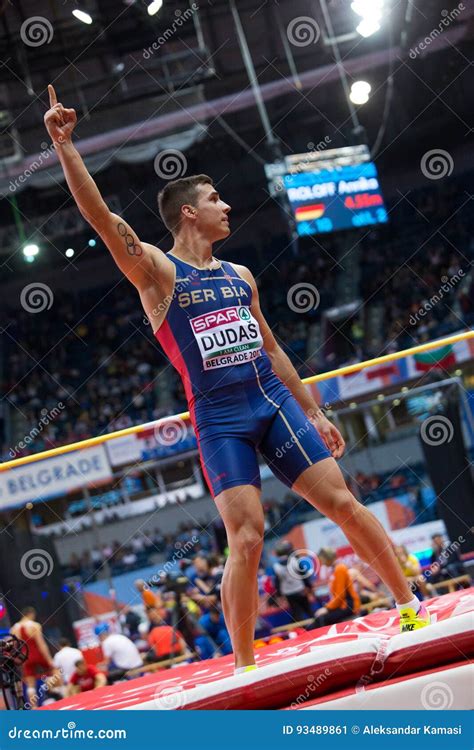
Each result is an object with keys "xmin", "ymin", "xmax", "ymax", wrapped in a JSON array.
[
  {"xmin": 157, "ymin": 174, "xmax": 213, "ymax": 234},
  {"xmin": 21, "ymin": 606, "xmax": 36, "ymax": 617},
  {"xmin": 59, "ymin": 638, "xmax": 71, "ymax": 648}
]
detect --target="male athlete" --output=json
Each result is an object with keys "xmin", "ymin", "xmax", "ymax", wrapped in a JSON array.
[{"xmin": 44, "ymin": 85, "xmax": 430, "ymax": 673}]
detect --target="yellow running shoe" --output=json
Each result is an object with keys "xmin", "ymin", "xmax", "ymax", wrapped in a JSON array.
[{"xmin": 399, "ymin": 603, "xmax": 431, "ymax": 633}]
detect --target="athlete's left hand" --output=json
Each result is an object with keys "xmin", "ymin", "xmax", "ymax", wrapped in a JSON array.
[{"xmin": 310, "ymin": 414, "xmax": 346, "ymax": 459}]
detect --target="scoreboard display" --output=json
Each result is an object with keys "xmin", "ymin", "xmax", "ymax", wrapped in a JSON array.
[{"xmin": 266, "ymin": 145, "xmax": 388, "ymax": 236}]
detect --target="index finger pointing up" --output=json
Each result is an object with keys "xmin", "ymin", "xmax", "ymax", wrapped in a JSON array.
[{"xmin": 48, "ymin": 84, "xmax": 57, "ymax": 107}]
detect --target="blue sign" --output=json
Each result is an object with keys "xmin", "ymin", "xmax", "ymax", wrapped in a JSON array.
[{"xmin": 284, "ymin": 162, "xmax": 388, "ymax": 235}]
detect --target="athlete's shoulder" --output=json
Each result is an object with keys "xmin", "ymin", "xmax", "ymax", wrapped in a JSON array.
[{"xmin": 227, "ymin": 262, "xmax": 255, "ymax": 286}]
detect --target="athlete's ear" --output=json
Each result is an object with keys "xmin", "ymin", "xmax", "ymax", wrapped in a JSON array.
[{"xmin": 182, "ymin": 205, "xmax": 196, "ymax": 218}]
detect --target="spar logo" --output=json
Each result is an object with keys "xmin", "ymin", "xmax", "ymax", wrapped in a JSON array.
[
  {"xmin": 238, "ymin": 307, "xmax": 251, "ymax": 321},
  {"xmin": 191, "ymin": 307, "xmax": 243, "ymax": 333}
]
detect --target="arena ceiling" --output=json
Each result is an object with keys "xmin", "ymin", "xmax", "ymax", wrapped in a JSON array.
[{"xmin": 0, "ymin": 0, "xmax": 472, "ymax": 272}]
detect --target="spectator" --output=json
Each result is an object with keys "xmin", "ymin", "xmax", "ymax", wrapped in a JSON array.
[
  {"xmin": 135, "ymin": 579, "xmax": 161, "ymax": 610},
  {"xmin": 195, "ymin": 606, "xmax": 232, "ymax": 659},
  {"xmin": 429, "ymin": 534, "xmax": 467, "ymax": 583},
  {"xmin": 146, "ymin": 609, "xmax": 187, "ymax": 664},
  {"xmin": 310, "ymin": 549, "xmax": 361, "ymax": 629},
  {"xmin": 94, "ymin": 623, "xmax": 143, "ymax": 681},
  {"xmin": 272, "ymin": 541, "xmax": 314, "ymax": 622},
  {"xmin": 53, "ymin": 638, "xmax": 83, "ymax": 688},
  {"xmin": 119, "ymin": 606, "xmax": 142, "ymax": 641},
  {"xmin": 68, "ymin": 659, "xmax": 107, "ymax": 695}
]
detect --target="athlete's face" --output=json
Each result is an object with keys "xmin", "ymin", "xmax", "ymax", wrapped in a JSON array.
[{"xmin": 192, "ymin": 184, "xmax": 231, "ymax": 240}]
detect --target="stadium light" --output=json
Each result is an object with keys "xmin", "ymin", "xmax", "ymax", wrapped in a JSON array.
[
  {"xmin": 356, "ymin": 18, "xmax": 381, "ymax": 37},
  {"xmin": 147, "ymin": 0, "xmax": 163, "ymax": 15},
  {"xmin": 351, "ymin": 0, "xmax": 383, "ymax": 37},
  {"xmin": 22, "ymin": 243, "xmax": 39, "ymax": 261},
  {"xmin": 72, "ymin": 10, "xmax": 93, "ymax": 24},
  {"xmin": 349, "ymin": 80, "xmax": 371, "ymax": 105},
  {"xmin": 351, "ymin": 0, "xmax": 384, "ymax": 18},
  {"xmin": 65, "ymin": 248, "xmax": 75, "ymax": 258}
]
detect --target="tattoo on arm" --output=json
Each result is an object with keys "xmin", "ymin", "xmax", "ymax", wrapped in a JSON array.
[{"xmin": 117, "ymin": 222, "xmax": 143, "ymax": 256}]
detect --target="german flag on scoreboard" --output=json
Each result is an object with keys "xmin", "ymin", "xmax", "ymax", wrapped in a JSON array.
[{"xmin": 294, "ymin": 203, "xmax": 326, "ymax": 222}]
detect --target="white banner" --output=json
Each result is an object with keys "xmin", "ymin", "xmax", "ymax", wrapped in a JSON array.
[
  {"xmin": 0, "ymin": 445, "xmax": 112, "ymax": 509},
  {"xmin": 105, "ymin": 434, "xmax": 142, "ymax": 467}
]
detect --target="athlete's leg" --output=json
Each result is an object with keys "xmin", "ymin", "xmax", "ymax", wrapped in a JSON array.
[
  {"xmin": 292, "ymin": 458, "xmax": 413, "ymax": 604},
  {"xmin": 214, "ymin": 484, "xmax": 264, "ymax": 669}
]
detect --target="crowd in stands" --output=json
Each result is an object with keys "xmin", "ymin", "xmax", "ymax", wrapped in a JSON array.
[
  {"xmin": 10, "ymin": 532, "xmax": 469, "ymax": 707},
  {"xmin": 2, "ymin": 172, "xmax": 473, "ymax": 462}
]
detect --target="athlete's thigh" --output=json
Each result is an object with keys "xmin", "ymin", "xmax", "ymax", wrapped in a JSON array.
[
  {"xmin": 197, "ymin": 432, "xmax": 261, "ymax": 498},
  {"xmin": 214, "ymin": 483, "xmax": 264, "ymax": 537},
  {"xmin": 259, "ymin": 394, "xmax": 331, "ymax": 488},
  {"xmin": 292, "ymin": 455, "xmax": 353, "ymax": 518}
]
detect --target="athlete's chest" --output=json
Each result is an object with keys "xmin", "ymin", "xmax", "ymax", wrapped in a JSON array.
[{"xmin": 173, "ymin": 273, "xmax": 252, "ymax": 313}]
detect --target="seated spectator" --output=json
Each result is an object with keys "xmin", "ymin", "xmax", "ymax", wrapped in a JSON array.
[
  {"xmin": 95, "ymin": 623, "xmax": 143, "ymax": 682},
  {"xmin": 310, "ymin": 548, "xmax": 360, "ymax": 629},
  {"xmin": 272, "ymin": 541, "xmax": 315, "ymax": 622},
  {"xmin": 429, "ymin": 534, "xmax": 467, "ymax": 583},
  {"xmin": 67, "ymin": 659, "xmax": 107, "ymax": 695},
  {"xmin": 195, "ymin": 606, "xmax": 232, "ymax": 660},
  {"xmin": 188, "ymin": 554, "xmax": 221, "ymax": 610},
  {"xmin": 348, "ymin": 562, "xmax": 385, "ymax": 604},
  {"xmin": 394, "ymin": 544, "xmax": 429, "ymax": 599},
  {"xmin": 53, "ymin": 638, "xmax": 83, "ymax": 690},
  {"xmin": 395, "ymin": 545, "xmax": 421, "ymax": 577},
  {"xmin": 146, "ymin": 610, "xmax": 187, "ymax": 664},
  {"xmin": 119, "ymin": 606, "xmax": 142, "ymax": 642}
]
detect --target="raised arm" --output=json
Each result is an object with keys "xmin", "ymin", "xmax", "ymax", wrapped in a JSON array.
[{"xmin": 43, "ymin": 84, "xmax": 172, "ymax": 290}]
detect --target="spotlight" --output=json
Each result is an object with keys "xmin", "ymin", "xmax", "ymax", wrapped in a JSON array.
[
  {"xmin": 88, "ymin": 238, "xmax": 96, "ymax": 247},
  {"xmin": 65, "ymin": 248, "xmax": 75, "ymax": 258},
  {"xmin": 22, "ymin": 243, "xmax": 39, "ymax": 261},
  {"xmin": 147, "ymin": 0, "xmax": 163, "ymax": 15},
  {"xmin": 349, "ymin": 80, "xmax": 371, "ymax": 105},
  {"xmin": 72, "ymin": 10, "xmax": 93, "ymax": 24},
  {"xmin": 351, "ymin": 0, "xmax": 383, "ymax": 18},
  {"xmin": 356, "ymin": 18, "xmax": 381, "ymax": 37}
]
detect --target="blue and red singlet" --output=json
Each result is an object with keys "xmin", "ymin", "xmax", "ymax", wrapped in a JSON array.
[{"xmin": 155, "ymin": 253, "xmax": 330, "ymax": 497}]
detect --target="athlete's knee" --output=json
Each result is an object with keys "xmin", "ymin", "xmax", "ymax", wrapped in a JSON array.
[
  {"xmin": 326, "ymin": 490, "xmax": 361, "ymax": 527},
  {"xmin": 229, "ymin": 522, "xmax": 263, "ymax": 562}
]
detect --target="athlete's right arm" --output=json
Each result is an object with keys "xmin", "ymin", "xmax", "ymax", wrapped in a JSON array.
[{"xmin": 44, "ymin": 84, "xmax": 171, "ymax": 288}]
